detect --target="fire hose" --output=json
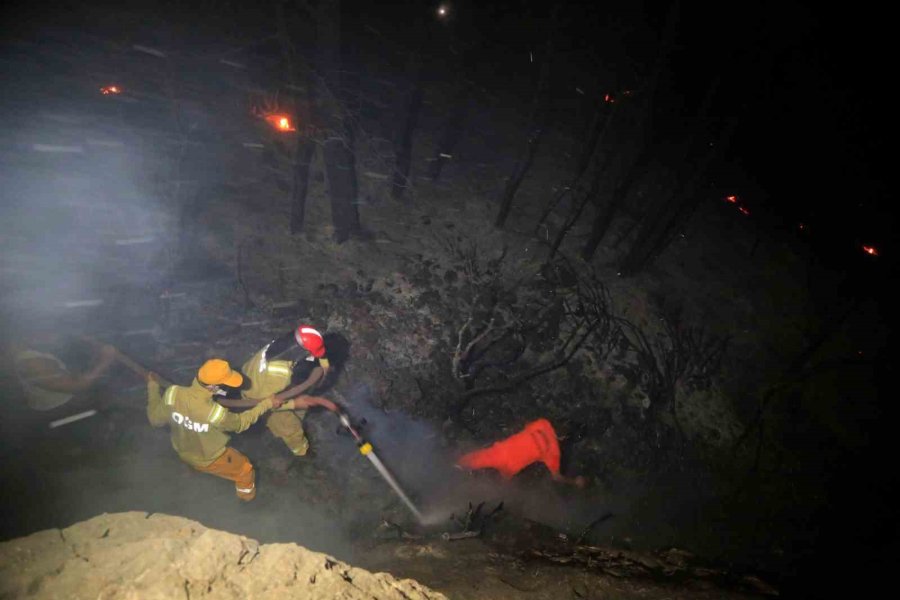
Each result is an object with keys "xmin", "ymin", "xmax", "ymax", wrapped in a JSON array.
[
  {"xmin": 45, "ymin": 342, "xmax": 172, "ymax": 429},
  {"xmin": 81, "ymin": 336, "xmax": 173, "ymax": 385},
  {"xmin": 336, "ymin": 408, "xmax": 425, "ymax": 523},
  {"xmin": 114, "ymin": 349, "xmax": 172, "ymax": 386},
  {"xmin": 269, "ymin": 390, "xmax": 425, "ymax": 523}
]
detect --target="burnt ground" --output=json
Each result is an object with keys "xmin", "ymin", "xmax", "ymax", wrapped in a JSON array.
[{"xmin": 0, "ymin": 6, "xmax": 895, "ymax": 599}]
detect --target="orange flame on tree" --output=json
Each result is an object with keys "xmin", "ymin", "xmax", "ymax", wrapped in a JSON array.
[
  {"xmin": 100, "ymin": 85, "xmax": 121, "ymax": 95},
  {"xmin": 861, "ymin": 245, "xmax": 878, "ymax": 256},
  {"xmin": 264, "ymin": 114, "xmax": 296, "ymax": 132},
  {"xmin": 725, "ymin": 195, "xmax": 737, "ymax": 203}
]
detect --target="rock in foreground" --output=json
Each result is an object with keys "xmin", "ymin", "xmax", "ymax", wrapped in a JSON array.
[{"xmin": 0, "ymin": 511, "xmax": 445, "ymax": 600}]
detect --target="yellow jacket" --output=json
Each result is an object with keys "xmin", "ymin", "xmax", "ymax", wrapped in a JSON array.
[
  {"xmin": 241, "ymin": 347, "xmax": 293, "ymax": 402},
  {"xmin": 147, "ymin": 378, "xmax": 272, "ymax": 467}
]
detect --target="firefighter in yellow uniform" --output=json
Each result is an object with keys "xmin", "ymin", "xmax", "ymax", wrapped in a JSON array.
[
  {"xmin": 243, "ymin": 346, "xmax": 312, "ymax": 456},
  {"xmin": 146, "ymin": 358, "xmax": 283, "ymax": 501},
  {"xmin": 219, "ymin": 325, "xmax": 330, "ymax": 457}
]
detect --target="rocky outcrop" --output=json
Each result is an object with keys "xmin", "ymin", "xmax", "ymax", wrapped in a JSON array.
[{"xmin": 0, "ymin": 512, "xmax": 445, "ymax": 600}]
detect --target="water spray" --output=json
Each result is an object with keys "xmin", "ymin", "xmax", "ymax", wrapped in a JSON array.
[{"xmin": 337, "ymin": 409, "xmax": 425, "ymax": 523}]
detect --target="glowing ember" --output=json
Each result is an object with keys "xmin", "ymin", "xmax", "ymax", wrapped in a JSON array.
[
  {"xmin": 264, "ymin": 114, "xmax": 296, "ymax": 132},
  {"xmin": 100, "ymin": 85, "xmax": 121, "ymax": 95},
  {"xmin": 725, "ymin": 195, "xmax": 737, "ymax": 203},
  {"xmin": 738, "ymin": 206, "xmax": 750, "ymax": 216},
  {"xmin": 437, "ymin": 5, "xmax": 448, "ymax": 17},
  {"xmin": 798, "ymin": 223, "xmax": 806, "ymax": 231},
  {"xmin": 604, "ymin": 93, "xmax": 615, "ymax": 103},
  {"xmin": 861, "ymin": 245, "xmax": 878, "ymax": 256}
]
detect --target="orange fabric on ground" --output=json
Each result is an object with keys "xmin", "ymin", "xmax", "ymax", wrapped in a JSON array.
[
  {"xmin": 193, "ymin": 447, "xmax": 256, "ymax": 501},
  {"xmin": 456, "ymin": 418, "xmax": 561, "ymax": 479}
]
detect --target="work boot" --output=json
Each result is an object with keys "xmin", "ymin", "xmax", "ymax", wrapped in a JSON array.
[
  {"xmin": 288, "ymin": 437, "xmax": 309, "ymax": 457},
  {"xmin": 236, "ymin": 486, "xmax": 256, "ymax": 502}
]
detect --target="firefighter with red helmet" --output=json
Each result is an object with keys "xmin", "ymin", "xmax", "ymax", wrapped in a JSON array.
[{"xmin": 218, "ymin": 325, "xmax": 331, "ymax": 457}]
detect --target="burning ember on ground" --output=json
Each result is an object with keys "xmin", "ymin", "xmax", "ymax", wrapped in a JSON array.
[
  {"xmin": 861, "ymin": 245, "xmax": 878, "ymax": 257},
  {"xmin": 604, "ymin": 93, "xmax": 615, "ymax": 103},
  {"xmin": 264, "ymin": 114, "xmax": 296, "ymax": 132},
  {"xmin": 723, "ymin": 195, "xmax": 749, "ymax": 215},
  {"xmin": 100, "ymin": 85, "xmax": 121, "ymax": 95}
]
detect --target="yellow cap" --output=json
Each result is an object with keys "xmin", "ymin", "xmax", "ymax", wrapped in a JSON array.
[{"xmin": 198, "ymin": 359, "xmax": 243, "ymax": 387}]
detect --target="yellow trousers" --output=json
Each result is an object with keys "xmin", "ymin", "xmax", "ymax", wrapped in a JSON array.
[{"xmin": 265, "ymin": 410, "xmax": 308, "ymax": 456}]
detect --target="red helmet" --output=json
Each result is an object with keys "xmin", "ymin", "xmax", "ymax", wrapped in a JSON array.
[{"xmin": 294, "ymin": 325, "xmax": 326, "ymax": 358}]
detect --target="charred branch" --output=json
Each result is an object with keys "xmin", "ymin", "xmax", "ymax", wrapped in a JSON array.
[{"xmin": 615, "ymin": 299, "xmax": 729, "ymax": 430}]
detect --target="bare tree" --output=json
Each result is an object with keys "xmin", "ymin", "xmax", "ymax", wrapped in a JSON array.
[
  {"xmin": 427, "ymin": 82, "xmax": 469, "ymax": 182},
  {"xmin": 276, "ymin": 1, "xmax": 317, "ymax": 234},
  {"xmin": 314, "ymin": 0, "xmax": 361, "ymax": 242},
  {"xmin": 617, "ymin": 113, "xmax": 737, "ymax": 276},
  {"xmin": 580, "ymin": 147, "xmax": 650, "ymax": 260},
  {"xmin": 577, "ymin": 0, "xmax": 680, "ymax": 261},
  {"xmin": 534, "ymin": 98, "xmax": 617, "ymax": 237},
  {"xmin": 493, "ymin": 6, "xmax": 559, "ymax": 229},
  {"xmin": 392, "ymin": 53, "xmax": 423, "ymax": 199}
]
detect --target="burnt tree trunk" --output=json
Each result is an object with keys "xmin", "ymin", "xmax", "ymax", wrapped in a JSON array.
[
  {"xmin": 580, "ymin": 147, "xmax": 649, "ymax": 260},
  {"xmin": 618, "ymin": 117, "xmax": 737, "ymax": 276},
  {"xmin": 289, "ymin": 139, "xmax": 316, "ymax": 233},
  {"xmin": 548, "ymin": 166, "xmax": 604, "ymax": 258},
  {"xmin": 427, "ymin": 83, "xmax": 469, "ymax": 181},
  {"xmin": 493, "ymin": 7, "xmax": 558, "ymax": 229},
  {"xmin": 534, "ymin": 99, "xmax": 617, "ymax": 236},
  {"xmin": 617, "ymin": 73, "xmax": 730, "ymax": 274},
  {"xmin": 576, "ymin": 102, "xmax": 610, "ymax": 176},
  {"xmin": 276, "ymin": 0, "xmax": 317, "ymax": 234},
  {"xmin": 427, "ymin": 28, "xmax": 478, "ymax": 182},
  {"xmin": 392, "ymin": 53, "xmax": 423, "ymax": 199},
  {"xmin": 315, "ymin": 0, "xmax": 360, "ymax": 243},
  {"xmin": 493, "ymin": 115, "xmax": 548, "ymax": 229},
  {"xmin": 578, "ymin": 2, "xmax": 680, "ymax": 261}
]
